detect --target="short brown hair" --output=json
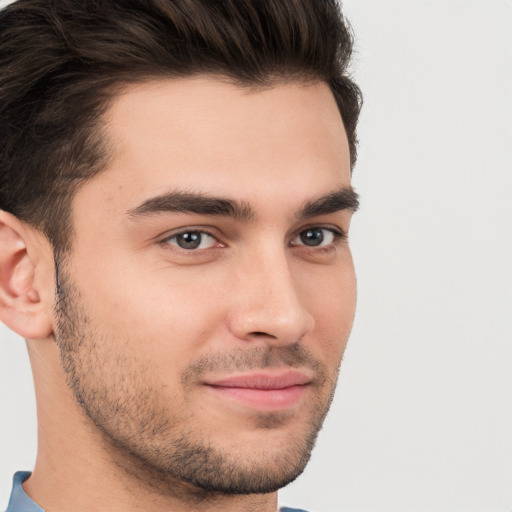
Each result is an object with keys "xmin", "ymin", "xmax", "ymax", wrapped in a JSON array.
[{"xmin": 0, "ymin": 0, "xmax": 362, "ymax": 252}]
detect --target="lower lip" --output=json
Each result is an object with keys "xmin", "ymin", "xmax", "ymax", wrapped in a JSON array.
[{"xmin": 206, "ymin": 385, "xmax": 308, "ymax": 411}]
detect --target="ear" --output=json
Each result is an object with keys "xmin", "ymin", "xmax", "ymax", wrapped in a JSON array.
[{"xmin": 0, "ymin": 210, "xmax": 54, "ymax": 339}]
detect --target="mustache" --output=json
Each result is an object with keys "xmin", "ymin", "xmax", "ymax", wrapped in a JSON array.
[{"xmin": 181, "ymin": 343, "xmax": 327, "ymax": 386}]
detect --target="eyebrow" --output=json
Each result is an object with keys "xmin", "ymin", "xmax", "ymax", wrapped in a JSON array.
[
  {"xmin": 126, "ymin": 186, "xmax": 359, "ymax": 221},
  {"xmin": 127, "ymin": 191, "xmax": 254, "ymax": 221},
  {"xmin": 297, "ymin": 187, "xmax": 359, "ymax": 219}
]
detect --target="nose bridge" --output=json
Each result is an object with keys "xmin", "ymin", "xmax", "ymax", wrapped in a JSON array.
[{"xmin": 228, "ymin": 243, "xmax": 315, "ymax": 344}]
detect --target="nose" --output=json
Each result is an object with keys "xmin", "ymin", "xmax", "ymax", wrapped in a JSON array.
[{"xmin": 227, "ymin": 250, "xmax": 315, "ymax": 345}]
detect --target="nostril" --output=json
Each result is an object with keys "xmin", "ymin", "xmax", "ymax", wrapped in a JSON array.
[{"xmin": 250, "ymin": 331, "xmax": 277, "ymax": 339}]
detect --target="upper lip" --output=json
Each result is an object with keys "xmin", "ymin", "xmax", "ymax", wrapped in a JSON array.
[{"xmin": 205, "ymin": 370, "xmax": 312, "ymax": 390}]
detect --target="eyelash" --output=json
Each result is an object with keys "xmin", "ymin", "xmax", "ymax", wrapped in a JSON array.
[
  {"xmin": 162, "ymin": 228, "xmax": 221, "ymax": 251},
  {"xmin": 290, "ymin": 227, "xmax": 346, "ymax": 249},
  {"xmin": 161, "ymin": 226, "xmax": 346, "ymax": 252}
]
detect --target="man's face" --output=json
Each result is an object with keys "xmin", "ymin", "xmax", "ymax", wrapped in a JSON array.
[{"xmin": 54, "ymin": 77, "xmax": 357, "ymax": 495}]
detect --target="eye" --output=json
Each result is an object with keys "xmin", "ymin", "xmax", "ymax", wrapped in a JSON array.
[
  {"xmin": 291, "ymin": 228, "xmax": 341, "ymax": 247},
  {"xmin": 164, "ymin": 230, "xmax": 218, "ymax": 250}
]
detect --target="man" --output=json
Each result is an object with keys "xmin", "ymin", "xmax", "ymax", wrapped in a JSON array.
[{"xmin": 0, "ymin": 0, "xmax": 361, "ymax": 511}]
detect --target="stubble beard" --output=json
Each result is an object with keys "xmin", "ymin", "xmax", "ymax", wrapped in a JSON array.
[{"xmin": 53, "ymin": 261, "xmax": 341, "ymax": 498}]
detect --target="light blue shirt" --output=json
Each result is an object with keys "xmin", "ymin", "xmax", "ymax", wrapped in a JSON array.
[
  {"xmin": 6, "ymin": 472, "xmax": 309, "ymax": 512},
  {"xmin": 5, "ymin": 473, "xmax": 44, "ymax": 512}
]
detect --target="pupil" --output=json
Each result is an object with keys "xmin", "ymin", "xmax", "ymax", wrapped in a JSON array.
[
  {"xmin": 300, "ymin": 229, "xmax": 324, "ymax": 246},
  {"xmin": 177, "ymin": 232, "xmax": 201, "ymax": 249}
]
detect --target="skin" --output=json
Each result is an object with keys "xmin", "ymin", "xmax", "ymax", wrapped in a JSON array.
[{"xmin": 0, "ymin": 77, "xmax": 356, "ymax": 512}]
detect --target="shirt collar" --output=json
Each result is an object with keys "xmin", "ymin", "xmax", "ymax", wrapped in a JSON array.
[{"xmin": 6, "ymin": 472, "xmax": 45, "ymax": 512}]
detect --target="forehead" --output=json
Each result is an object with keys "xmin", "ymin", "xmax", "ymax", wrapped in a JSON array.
[{"xmin": 75, "ymin": 77, "xmax": 351, "ymax": 219}]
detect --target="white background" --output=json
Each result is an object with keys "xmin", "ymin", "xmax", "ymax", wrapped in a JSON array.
[{"xmin": 1, "ymin": 0, "xmax": 511, "ymax": 511}]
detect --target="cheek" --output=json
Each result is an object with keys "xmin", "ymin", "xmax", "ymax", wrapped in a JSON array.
[
  {"xmin": 306, "ymin": 259, "xmax": 356, "ymax": 361},
  {"xmin": 75, "ymin": 258, "xmax": 230, "ymax": 369}
]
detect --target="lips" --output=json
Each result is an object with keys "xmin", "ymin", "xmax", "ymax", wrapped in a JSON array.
[
  {"xmin": 208, "ymin": 371, "xmax": 312, "ymax": 389},
  {"xmin": 204, "ymin": 371, "xmax": 312, "ymax": 410}
]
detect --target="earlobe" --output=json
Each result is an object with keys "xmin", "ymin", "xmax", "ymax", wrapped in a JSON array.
[{"xmin": 0, "ymin": 211, "xmax": 53, "ymax": 339}]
